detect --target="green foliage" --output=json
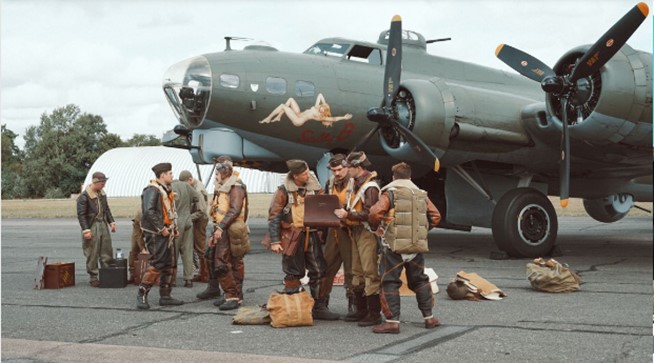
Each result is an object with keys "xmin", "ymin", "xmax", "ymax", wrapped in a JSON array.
[
  {"xmin": 1, "ymin": 124, "xmax": 26, "ymax": 198},
  {"xmin": 44, "ymin": 187, "xmax": 65, "ymax": 199},
  {"xmin": 3, "ymin": 105, "xmax": 164, "ymax": 199},
  {"xmin": 1, "ymin": 124, "xmax": 23, "ymax": 172},
  {"xmin": 20, "ymin": 104, "xmax": 119, "ymax": 198},
  {"xmin": 125, "ymin": 134, "xmax": 161, "ymax": 147}
]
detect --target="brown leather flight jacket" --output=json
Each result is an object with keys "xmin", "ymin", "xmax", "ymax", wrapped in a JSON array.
[
  {"xmin": 265, "ymin": 173, "xmax": 322, "ymax": 256},
  {"xmin": 76, "ymin": 186, "xmax": 115, "ymax": 232}
]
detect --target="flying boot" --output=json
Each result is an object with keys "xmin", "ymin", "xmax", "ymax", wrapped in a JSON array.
[
  {"xmin": 311, "ymin": 283, "xmax": 339, "ymax": 320},
  {"xmin": 283, "ymin": 278, "xmax": 302, "ymax": 294},
  {"xmin": 159, "ymin": 285, "xmax": 184, "ymax": 306},
  {"xmin": 197, "ymin": 279, "xmax": 223, "ymax": 300},
  {"xmin": 313, "ymin": 299, "xmax": 340, "ymax": 320},
  {"xmin": 357, "ymin": 294, "xmax": 382, "ymax": 327},
  {"xmin": 136, "ymin": 285, "xmax": 151, "ymax": 310},
  {"xmin": 344, "ymin": 289, "xmax": 367, "ymax": 322},
  {"xmin": 346, "ymin": 291, "xmax": 357, "ymax": 317},
  {"xmin": 218, "ymin": 298, "xmax": 239, "ymax": 310}
]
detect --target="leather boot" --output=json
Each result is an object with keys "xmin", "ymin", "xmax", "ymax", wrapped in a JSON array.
[
  {"xmin": 218, "ymin": 299, "xmax": 239, "ymax": 311},
  {"xmin": 212, "ymin": 295, "xmax": 227, "ymax": 307},
  {"xmin": 344, "ymin": 290, "xmax": 367, "ymax": 322},
  {"xmin": 372, "ymin": 321, "xmax": 400, "ymax": 334},
  {"xmin": 347, "ymin": 293, "xmax": 356, "ymax": 317},
  {"xmin": 283, "ymin": 279, "xmax": 302, "ymax": 295},
  {"xmin": 424, "ymin": 316, "xmax": 441, "ymax": 329},
  {"xmin": 136, "ymin": 286, "xmax": 151, "ymax": 310},
  {"xmin": 159, "ymin": 286, "xmax": 184, "ymax": 306},
  {"xmin": 196, "ymin": 279, "xmax": 222, "ymax": 300},
  {"xmin": 358, "ymin": 294, "xmax": 382, "ymax": 327},
  {"xmin": 312, "ymin": 299, "xmax": 340, "ymax": 320}
]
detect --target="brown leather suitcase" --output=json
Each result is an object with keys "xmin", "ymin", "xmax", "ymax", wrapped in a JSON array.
[{"xmin": 303, "ymin": 194, "xmax": 341, "ymax": 228}]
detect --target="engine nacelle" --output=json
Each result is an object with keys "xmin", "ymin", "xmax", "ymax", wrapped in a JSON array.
[
  {"xmin": 379, "ymin": 78, "xmax": 455, "ymax": 163},
  {"xmin": 547, "ymin": 44, "xmax": 652, "ymax": 148}
]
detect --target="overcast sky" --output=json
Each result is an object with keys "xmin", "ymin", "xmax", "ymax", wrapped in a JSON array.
[{"xmin": 2, "ymin": 0, "xmax": 652, "ymax": 149}]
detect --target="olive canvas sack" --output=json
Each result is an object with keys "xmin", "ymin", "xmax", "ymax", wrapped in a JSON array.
[
  {"xmin": 266, "ymin": 290, "xmax": 314, "ymax": 328},
  {"xmin": 526, "ymin": 258, "xmax": 581, "ymax": 293},
  {"xmin": 232, "ymin": 305, "xmax": 272, "ymax": 325}
]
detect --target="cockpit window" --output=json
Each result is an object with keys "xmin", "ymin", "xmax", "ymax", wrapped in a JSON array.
[
  {"xmin": 304, "ymin": 43, "xmax": 350, "ymax": 58},
  {"xmin": 266, "ymin": 77, "xmax": 287, "ymax": 95},
  {"xmin": 219, "ymin": 73, "xmax": 240, "ymax": 89},
  {"xmin": 295, "ymin": 80, "xmax": 315, "ymax": 97},
  {"xmin": 347, "ymin": 45, "xmax": 382, "ymax": 65}
]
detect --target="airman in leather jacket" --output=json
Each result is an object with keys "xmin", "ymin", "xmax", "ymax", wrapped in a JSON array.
[{"xmin": 76, "ymin": 186, "xmax": 115, "ymax": 233}]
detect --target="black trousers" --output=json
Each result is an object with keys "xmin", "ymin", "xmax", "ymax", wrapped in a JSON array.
[
  {"xmin": 143, "ymin": 232, "xmax": 175, "ymax": 286},
  {"xmin": 379, "ymin": 247, "xmax": 433, "ymax": 320},
  {"xmin": 282, "ymin": 231, "xmax": 325, "ymax": 289}
]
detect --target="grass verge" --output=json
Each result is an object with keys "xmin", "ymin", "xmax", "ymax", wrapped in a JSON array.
[{"xmin": 1, "ymin": 196, "xmax": 651, "ymax": 219}]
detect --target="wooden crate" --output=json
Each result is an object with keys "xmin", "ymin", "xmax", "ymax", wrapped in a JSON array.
[{"xmin": 44, "ymin": 262, "xmax": 75, "ymax": 289}]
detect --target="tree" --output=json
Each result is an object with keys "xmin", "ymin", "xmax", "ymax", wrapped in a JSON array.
[
  {"xmin": 125, "ymin": 134, "xmax": 161, "ymax": 147},
  {"xmin": 21, "ymin": 104, "xmax": 119, "ymax": 198},
  {"xmin": 1, "ymin": 124, "xmax": 25, "ymax": 199},
  {"xmin": 1, "ymin": 124, "xmax": 22, "ymax": 171}
]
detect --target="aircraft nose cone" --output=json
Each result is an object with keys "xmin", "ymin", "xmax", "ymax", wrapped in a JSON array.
[{"xmin": 162, "ymin": 56, "xmax": 212, "ymax": 128}]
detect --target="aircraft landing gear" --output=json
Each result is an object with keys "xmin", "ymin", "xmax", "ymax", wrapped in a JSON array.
[
  {"xmin": 583, "ymin": 194, "xmax": 632, "ymax": 223},
  {"xmin": 491, "ymin": 188, "xmax": 557, "ymax": 258}
]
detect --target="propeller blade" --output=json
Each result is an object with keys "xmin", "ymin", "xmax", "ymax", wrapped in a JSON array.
[
  {"xmin": 569, "ymin": 2, "xmax": 649, "ymax": 82},
  {"xmin": 382, "ymin": 15, "xmax": 403, "ymax": 108},
  {"xmin": 351, "ymin": 124, "xmax": 381, "ymax": 152},
  {"xmin": 394, "ymin": 121, "xmax": 440, "ymax": 172},
  {"xmin": 495, "ymin": 44, "xmax": 556, "ymax": 82},
  {"xmin": 559, "ymin": 97, "xmax": 570, "ymax": 208}
]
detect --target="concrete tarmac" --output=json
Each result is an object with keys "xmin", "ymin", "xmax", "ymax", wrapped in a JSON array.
[{"xmin": 1, "ymin": 216, "xmax": 652, "ymax": 362}]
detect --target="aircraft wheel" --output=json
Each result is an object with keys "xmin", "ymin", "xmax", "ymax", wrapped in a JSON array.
[
  {"xmin": 492, "ymin": 188, "xmax": 557, "ymax": 258},
  {"xmin": 583, "ymin": 194, "xmax": 631, "ymax": 223}
]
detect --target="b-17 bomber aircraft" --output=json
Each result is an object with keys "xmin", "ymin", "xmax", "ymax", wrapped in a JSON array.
[{"xmin": 161, "ymin": 3, "xmax": 652, "ymax": 258}]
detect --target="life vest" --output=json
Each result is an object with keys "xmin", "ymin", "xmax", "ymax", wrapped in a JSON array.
[
  {"xmin": 148, "ymin": 180, "xmax": 176, "ymax": 226},
  {"xmin": 345, "ymin": 171, "xmax": 379, "ymax": 227},
  {"xmin": 281, "ymin": 171, "xmax": 321, "ymax": 228},
  {"xmin": 212, "ymin": 171, "xmax": 248, "ymax": 226},
  {"xmin": 327, "ymin": 175, "xmax": 353, "ymax": 209},
  {"xmin": 380, "ymin": 179, "xmax": 429, "ymax": 254}
]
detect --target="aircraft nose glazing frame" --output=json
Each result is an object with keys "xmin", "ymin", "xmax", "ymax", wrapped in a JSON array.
[{"xmin": 162, "ymin": 56, "xmax": 212, "ymax": 128}]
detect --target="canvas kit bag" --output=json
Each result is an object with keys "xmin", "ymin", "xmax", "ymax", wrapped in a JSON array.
[
  {"xmin": 446, "ymin": 271, "xmax": 507, "ymax": 300},
  {"xmin": 232, "ymin": 305, "xmax": 272, "ymax": 325},
  {"xmin": 526, "ymin": 258, "xmax": 581, "ymax": 293},
  {"xmin": 266, "ymin": 290, "xmax": 314, "ymax": 328}
]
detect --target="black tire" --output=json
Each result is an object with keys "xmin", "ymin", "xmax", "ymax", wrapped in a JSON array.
[
  {"xmin": 492, "ymin": 188, "xmax": 557, "ymax": 258},
  {"xmin": 583, "ymin": 197, "xmax": 629, "ymax": 223}
]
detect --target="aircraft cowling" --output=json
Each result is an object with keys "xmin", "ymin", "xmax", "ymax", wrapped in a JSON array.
[
  {"xmin": 546, "ymin": 44, "xmax": 652, "ymax": 149},
  {"xmin": 379, "ymin": 78, "xmax": 455, "ymax": 164}
]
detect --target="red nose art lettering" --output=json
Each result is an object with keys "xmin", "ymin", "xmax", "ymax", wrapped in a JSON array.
[{"xmin": 300, "ymin": 122, "xmax": 355, "ymax": 144}]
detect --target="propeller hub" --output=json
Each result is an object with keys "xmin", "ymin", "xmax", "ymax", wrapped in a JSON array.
[
  {"xmin": 366, "ymin": 107, "xmax": 393, "ymax": 124},
  {"xmin": 540, "ymin": 76, "xmax": 567, "ymax": 95}
]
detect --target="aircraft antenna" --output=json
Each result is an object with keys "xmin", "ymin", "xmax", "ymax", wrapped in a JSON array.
[{"xmin": 224, "ymin": 36, "xmax": 252, "ymax": 51}]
